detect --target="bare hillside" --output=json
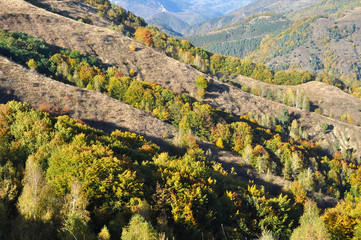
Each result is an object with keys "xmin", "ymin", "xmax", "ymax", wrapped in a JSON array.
[
  {"xmin": 0, "ymin": 56, "xmax": 178, "ymax": 147},
  {"xmin": 204, "ymin": 77, "xmax": 361, "ymax": 156},
  {"xmin": 0, "ymin": 0, "xmax": 201, "ymax": 95},
  {"xmin": 1, "ymin": 0, "xmax": 360, "ymax": 157},
  {"xmin": 235, "ymin": 76, "xmax": 361, "ymax": 126}
]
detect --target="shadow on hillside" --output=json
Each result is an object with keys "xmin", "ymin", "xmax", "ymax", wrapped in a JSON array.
[
  {"xmin": 207, "ymin": 82, "xmax": 230, "ymax": 94},
  {"xmin": 82, "ymin": 118, "xmax": 185, "ymax": 155},
  {"xmin": 198, "ymin": 140, "xmax": 338, "ymax": 209},
  {"xmin": 0, "ymin": 87, "xmax": 19, "ymax": 104}
]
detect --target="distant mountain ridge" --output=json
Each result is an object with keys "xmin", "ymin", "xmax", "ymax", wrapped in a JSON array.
[
  {"xmin": 184, "ymin": 0, "xmax": 318, "ymax": 35},
  {"xmin": 111, "ymin": 0, "xmax": 255, "ymax": 35}
]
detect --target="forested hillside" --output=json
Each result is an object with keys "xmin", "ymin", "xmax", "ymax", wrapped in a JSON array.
[
  {"xmin": 289, "ymin": 0, "xmax": 361, "ymax": 20},
  {"xmin": 185, "ymin": 13, "xmax": 291, "ymax": 58},
  {"xmin": 1, "ymin": 0, "xmax": 361, "ymax": 239},
  {"xmin": 246, "ymin": 1, "xmax": 361, "ymax": 98}
]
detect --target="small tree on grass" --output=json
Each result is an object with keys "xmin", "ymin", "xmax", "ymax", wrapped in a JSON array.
[
  {"xmin": 195, "ymin": 75, "xmax": 208, "ymax": 99},
  {"xmin": 321, "ymin": 122, "xmax": 328, "ymax": 134},
  {"xmin": 195, "ymin": 75, "xmax": 208, "ymax": 90}
]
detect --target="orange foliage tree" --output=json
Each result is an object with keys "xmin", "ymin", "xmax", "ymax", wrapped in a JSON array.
[{"xmin": 134, "ymin": 27, "xmax": 153, "ymax": 47}]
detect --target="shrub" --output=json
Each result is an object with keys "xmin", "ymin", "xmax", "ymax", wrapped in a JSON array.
[
  {"xmin": 195, "ymin": 75, "xmax": 208, "ymax": 90},
  {"xmin": 129, "ymin": 69, "xmax": 135, "ymax": 77},
  {"xmin": 129, "ymin": 44, "xmax": 136, "ymax": 51},
  {"xmin": 321, "ymin": 122, "xmax": 328, "ymax": 134},
  {"xmin": 121, "ymin": 214, "xmax": 158, "ymax": 240},
  {"xmin": 315, "ymin": 108, "xmax": 323, "ymax": 114},
  {"xmin": 27, "ymin": 59, "xmax": 38, "ymax": 70},
  {"xmin": 241, "ymin": 84, "xmax": 251, "ymax": 93}
]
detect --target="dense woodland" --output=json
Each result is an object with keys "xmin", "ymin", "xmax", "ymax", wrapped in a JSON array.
[
  {"xmin": 1, "ymin": 0, "xmax": 361, "ymax": 239},
  {"xmin": 185, "ymin": 13, "xmax": 291, "ymax": 59}
]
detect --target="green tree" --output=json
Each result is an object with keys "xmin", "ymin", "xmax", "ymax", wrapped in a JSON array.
[
  {"xmin": 291, "ymin": 201, "xmax": 330, "ymax": 240},
  {"xmin": 121, "ymin": 214, "xmax": 158, "ymax": 240},
  {"xmin": 321, "ymin": 122, "xmax": 328, "ymax": 134},
  {"xmin": 195, "ymin": 75, "xmax": 208, "ymax": 90}
]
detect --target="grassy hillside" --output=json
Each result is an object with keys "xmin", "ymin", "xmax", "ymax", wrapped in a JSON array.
[{"xmin": 185, "ymin": 12, "xmax": 292, "ymax": 58}]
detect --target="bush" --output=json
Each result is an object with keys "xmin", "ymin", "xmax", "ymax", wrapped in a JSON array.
[
  {"xmin": 195, "ymin": 75, "xmax": 208, "ymax": 90},
  {"xmin": 315, "ymin": 108, "xmax": 323, "ymax": 114},
  {"xmin": 129, "ymin": 44, "xmax": 136, "ymax": 51},
  {"xmin": 321, "ymin": 122, "xmax": 328, "ymax": 134},
  {"xmin": 129, "ymin": 69, "xmax": 135, "ymax": 77},
  {"xmin": 241, "ymin": 84, "xmax": 251, "ymax": 93},
  {"xmin": 27, "ymin": 59, "xmax": 38, "ymax": 70}
]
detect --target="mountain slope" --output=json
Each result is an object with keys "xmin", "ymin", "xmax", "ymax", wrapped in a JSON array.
[
  {"xmin": 184, "ymin": 0, "xmax": 317, "ymax": 36},
  {"xmin": 0, "ymin": 0, "xmax": 203, "ymax": 95},
  {"xmin": 246, "ymin": 5, "xmax": 361, "ymax": 92},
  {"xmin": 3, "ymin": 0, "xmax": 361, "ymax": 157},
  {"xmin": 185, "ymin": 13, "xmax": 292, "ymax": 58},
  {"xmin": 3, "ymin": 1, "xmax": 361, "ymax": 239},
  {"xmin": 112, "ymin": 0, "xmax": 255, "ymax": 25},
  {"xmin": 147, "ymin": 12, "xmax": 189, "ymax": 36}
]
